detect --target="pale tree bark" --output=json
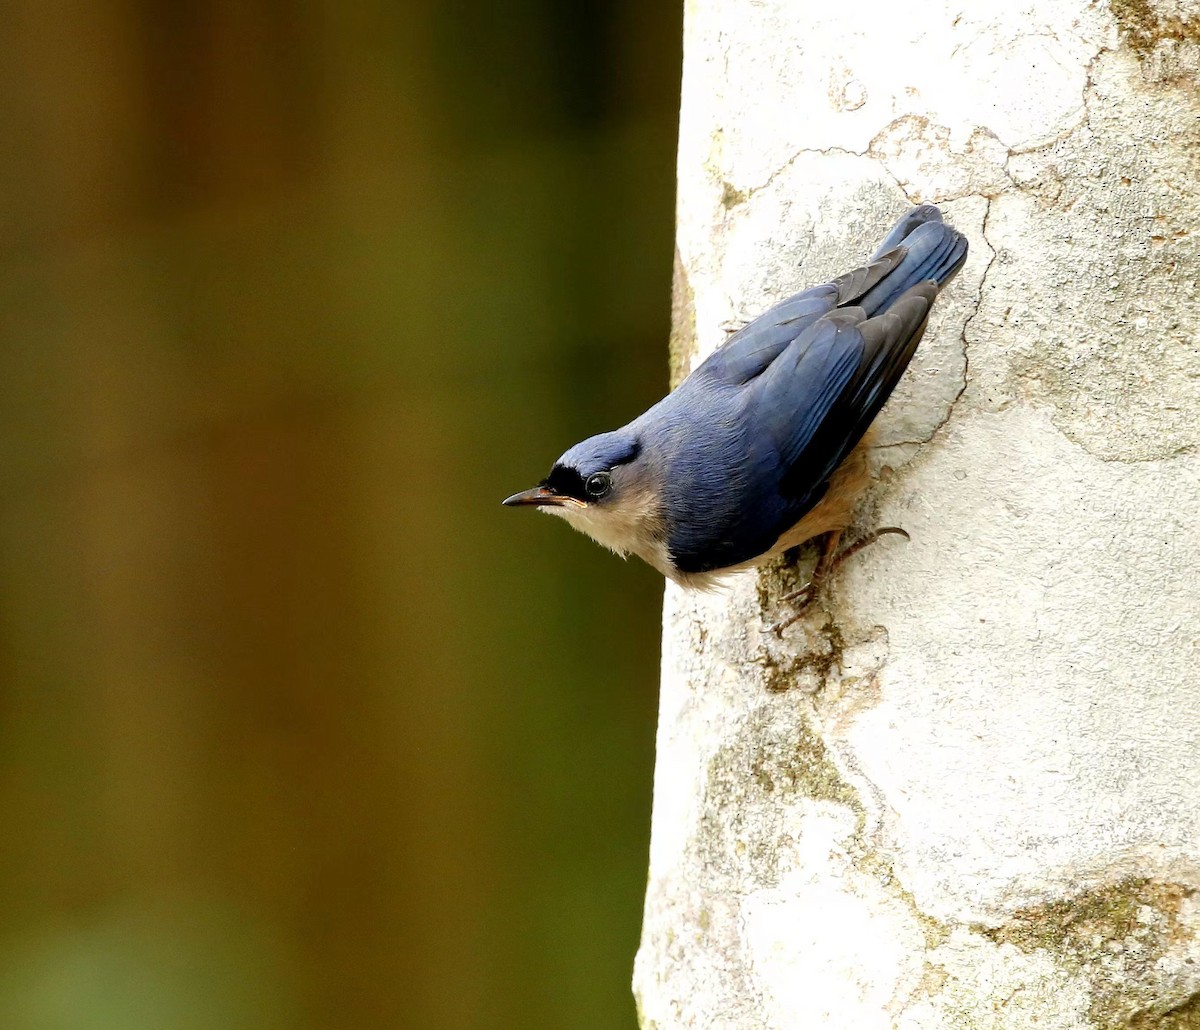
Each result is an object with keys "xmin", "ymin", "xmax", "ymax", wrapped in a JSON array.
[{"xmin": 634, "ymin": 1, "xmax": 1200, "ymax": 1027}]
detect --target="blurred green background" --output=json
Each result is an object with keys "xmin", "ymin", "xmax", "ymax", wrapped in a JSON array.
[{"xmin": 0, "ymin": 2, "xmax": 678, "ymax": 1027}]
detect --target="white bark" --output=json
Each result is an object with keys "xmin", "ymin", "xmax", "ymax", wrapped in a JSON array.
[{"xmin": 635, "ymin": 1, "xmax": 1200, "ymax": 1027}]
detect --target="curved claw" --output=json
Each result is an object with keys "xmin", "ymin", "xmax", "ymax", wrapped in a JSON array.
[
  {"xmin": 768, "ymin": 526, "xmax": 910, "ymax": 635},
  {"xmin": 771, "ymin": 583, "xmax": 815, "ymax": 635},
  {"xmin": 826, "ymin": 526, "xmax": 910, "ymax": 573}
]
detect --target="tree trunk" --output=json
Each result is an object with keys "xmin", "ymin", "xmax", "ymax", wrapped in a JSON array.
[{"xmin": 634, "ymin": 1, "xmax": 1200, "ymax": 1026}]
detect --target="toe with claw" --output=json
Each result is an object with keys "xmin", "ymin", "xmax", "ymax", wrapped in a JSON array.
[{"xmin": 769, "ymin": 526, "xmax": 910, "ymax": 635}]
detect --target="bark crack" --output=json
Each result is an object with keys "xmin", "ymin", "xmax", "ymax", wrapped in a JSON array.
[
  {"xmin": 940, "ymin": 193, "xmax": 996, "ymax": 439},
  {"xmin": 740, "ymin": 144, "xmax": 876, "ymax": 202},
  {"xmin": 876, "ymin": 191, "xmax": 998, "ymax": 453}
]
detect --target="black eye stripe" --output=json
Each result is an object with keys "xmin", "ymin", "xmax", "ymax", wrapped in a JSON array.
[
  {"xmin": 543, "ymin": 437, "xmax": 638, "ymax": 503},
  {"xmin": 543, "ymin": 466, "xmax": 614, "ymax": 502},
  {"xmin": 543, "ymin": 465, "xmax": 588, "ymax": 501}
]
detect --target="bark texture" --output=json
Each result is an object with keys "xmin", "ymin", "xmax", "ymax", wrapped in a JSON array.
[{"xmin": 634, "ymin": 1, "xmax": 1200, "ymax": 1026}]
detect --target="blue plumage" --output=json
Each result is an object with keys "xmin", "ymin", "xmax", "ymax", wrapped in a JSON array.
[{"xmin": 504, "ymin": 205, "xmax": 968, "ymax": 587}]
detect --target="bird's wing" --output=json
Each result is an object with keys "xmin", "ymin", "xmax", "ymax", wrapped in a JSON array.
[
  {"xmin": 698, "ymin": 206, "xmax": 965, "ymax": 389},
  {"xmin": 750, "ymin": 282, "xmax": 937, "ymax": 518},
  {"xmin": 698, "ymin": 248, "xmax": 910, "ymax": 386},
  {"xmin": 867, "ymin": 203, "xmax": 945, "ymax": 260},
  {"xmin": 696, "ymin": 285, "xmax": 840, "ymax": 386}
]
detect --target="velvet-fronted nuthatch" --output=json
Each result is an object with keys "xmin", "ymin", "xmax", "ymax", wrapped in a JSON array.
[{"xmin": 504, "ymin": 205, "xmax": 968, "ymax": 602}]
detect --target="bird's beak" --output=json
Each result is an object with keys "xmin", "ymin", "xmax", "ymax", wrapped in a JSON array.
[{"xmin": 502, "ymin": 485, "xmax": 570, "ymax": 508}]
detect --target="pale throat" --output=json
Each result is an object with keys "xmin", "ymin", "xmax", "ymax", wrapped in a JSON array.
[{"xmin": 544, "ymin": 490, "xmax": 670, "ymax": 574}]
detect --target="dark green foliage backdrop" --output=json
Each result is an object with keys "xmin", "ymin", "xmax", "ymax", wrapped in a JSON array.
[{"xmin": 0, "ymin": 2, "xmax": 679, "ymax": 1027}]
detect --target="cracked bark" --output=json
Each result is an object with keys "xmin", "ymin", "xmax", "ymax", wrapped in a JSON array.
[{"xmin": 635, "ymin": 0, "xmax": 1200, "ymax": 1027}]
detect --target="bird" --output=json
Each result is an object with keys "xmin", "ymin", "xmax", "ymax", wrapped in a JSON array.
[{"xmin": 503, "ymin": 204, "xmax": 968, "ymax": 610}]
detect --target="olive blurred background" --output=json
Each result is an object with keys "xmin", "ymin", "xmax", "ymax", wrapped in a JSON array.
[{"xmin": 0, "ymin": 2, "xmax": 678, "ymax": 1027}]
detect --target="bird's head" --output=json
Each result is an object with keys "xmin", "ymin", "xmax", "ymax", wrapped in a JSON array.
[{"xmin": 503, "ymin": 430, "xmax": 667, "ymax": 566}]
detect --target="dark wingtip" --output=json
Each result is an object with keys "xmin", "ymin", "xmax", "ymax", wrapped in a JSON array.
[
  {"xmin": 870, "ymin": 204, "xmax": 946, "ymax": 260},
  {"xmin": 858, "ymin": 211, "xmax": 968, "ymax": 314}
]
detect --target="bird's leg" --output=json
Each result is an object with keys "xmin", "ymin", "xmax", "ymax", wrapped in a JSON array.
[
  {"xmin": 771, "ymin": 531, "xmax": 842, "ymax": 634},
  {"xmin": 770, "ymin": 527, "xmax": 910, "ymax": 635}
]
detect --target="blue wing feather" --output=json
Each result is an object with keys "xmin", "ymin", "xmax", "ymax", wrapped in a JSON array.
[
  {"xmin": 662, "ymin": 205, "xmax": 967, "ymax": 575},
  {"xmin": 750, "ymin": 315, "xmax": 863, "ymax": 467},
  {"xmin": 699, "ymin": 286, "xmax": 840, "ymax": 385}
]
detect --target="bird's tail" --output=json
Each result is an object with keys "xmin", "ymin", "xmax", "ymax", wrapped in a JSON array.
[{"xmin": 857, "ymin": 204, "xmax": 968, "ymax": 316}]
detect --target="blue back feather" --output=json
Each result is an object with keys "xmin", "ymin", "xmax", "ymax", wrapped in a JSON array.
[{"xmin": 657, "ymin": 206, "xmax": 968, "ymax": 574}]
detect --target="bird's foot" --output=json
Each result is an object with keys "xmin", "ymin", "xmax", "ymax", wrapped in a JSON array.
[
  {"xmin": 769, "ymin": 527, "xmax": 909, "ymax": 635},
  {"xmin": 770, "ymin": 584, "xmax": 816, "ymax": 635},
  {"xmin": 827, "ymin": 526, "xmax": 910, "ymax": 572}
]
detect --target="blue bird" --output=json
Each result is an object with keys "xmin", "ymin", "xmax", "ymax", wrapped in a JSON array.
[{"xmin": 504, "ymin": 205, "xmax": 968, "ymax": 601}]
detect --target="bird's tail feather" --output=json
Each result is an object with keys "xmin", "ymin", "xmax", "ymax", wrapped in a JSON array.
[
  {"xmin": 869, "ymin": 203, "xmax": 943, "ymax": 260},
  {"xmin": 859, "ymin": 207, "xmax": 968, "ymax": 315}
]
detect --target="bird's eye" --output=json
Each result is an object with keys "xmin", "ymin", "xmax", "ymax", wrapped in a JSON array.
[{"xmin": 585, "ymin": 472, "xmax": 612, "ymax": 499}]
